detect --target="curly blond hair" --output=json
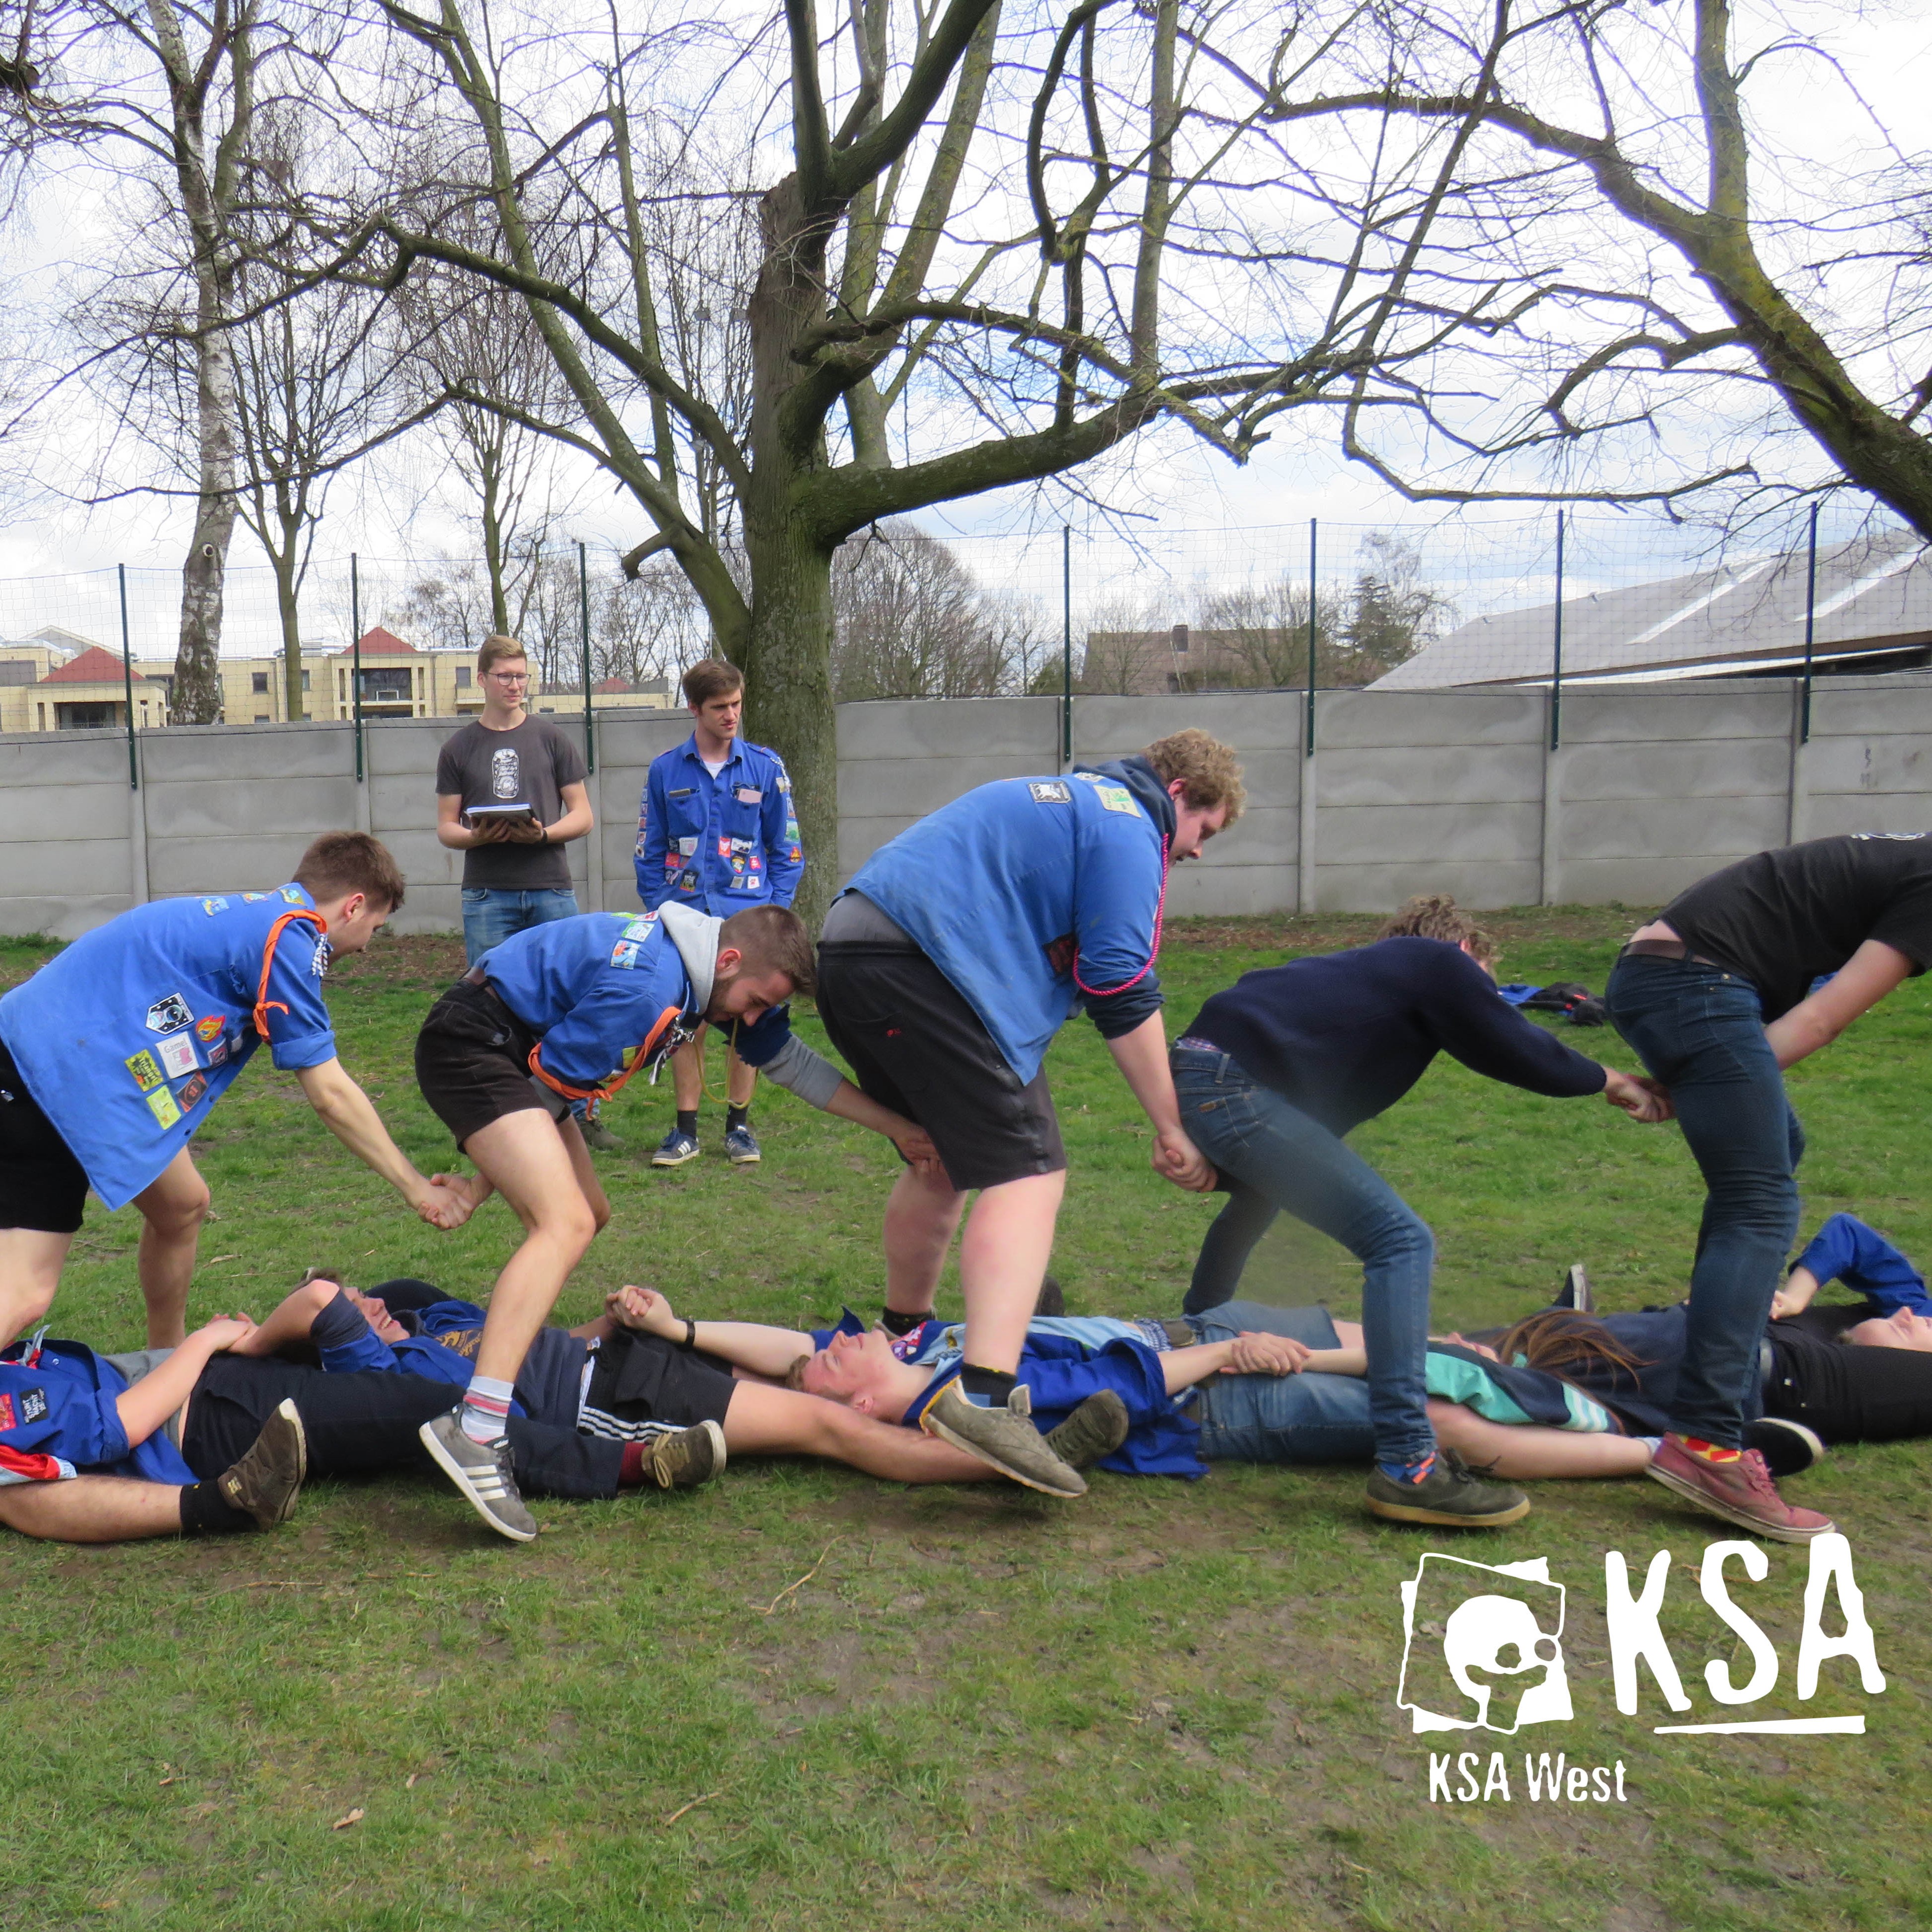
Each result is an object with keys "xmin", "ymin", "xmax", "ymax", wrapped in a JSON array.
[
  {"xmin": 1375, "ymin": 894, "xmax": 1497, "ymax": 968},
  {"xmin": 1141, "ymin": 728, "xmax": 1245, "ymax": 825}
]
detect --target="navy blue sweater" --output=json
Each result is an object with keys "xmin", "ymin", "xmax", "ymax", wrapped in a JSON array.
[{"xmin": 1181, "ymin": 936, "xmax": 1606, "ymax": 1137}]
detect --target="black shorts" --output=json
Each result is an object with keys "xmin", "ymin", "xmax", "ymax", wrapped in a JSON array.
[
  {"xmin": 414, "ymin": 980, "xmax": 565, "ymax": 1149},
  {"xmin": 815, "ymin": 946, "xmax": 1065, "ymax": 1192},
  {"xmin": 0, "ymin": 1037, "xmax": 90, "ymax": 1234},
  {"xmin": 576, "ymin": 1330, "xmax": 738, "ymax": 1441}
]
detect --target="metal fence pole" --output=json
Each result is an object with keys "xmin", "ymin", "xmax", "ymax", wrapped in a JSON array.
[
  {"xmin": 1304, "ymin": 518, "xmax": 1318, "ymax": 754},
  {"xmin": 118, "ymin": 564, "xmax": 137, "ymax": 789},
  {"xmin": 351, "ymin": 553, "xmax": 363, "ymax": 782},
  {"xmin": 578, "ymin": 540, "xmax": 595, "ymax": 773},
  {"xmin": 1060, "ymin": 525, "xmax": 1072, "ymax": 769},
  {"xmin": 1549, "ymin": 510, "xmax": 1565, "ymax": 753},
  {"xmin": 1800, "ymin": 503, "xmax": 1820, "ymax": 745}
]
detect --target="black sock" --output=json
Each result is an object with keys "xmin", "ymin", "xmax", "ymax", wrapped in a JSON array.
[
  {"xmin": 676, "ymin": 1109, "xmax": 698, "ymax": 1139},
  {"xmin": 179, "ymin": 1480, "xmax": 255, "ymax": 1537},
  {"xmin": 880, "ymin": 1306, "xmax": 933, "ymax": 1337},
  {"xmin": 726, "ymin": 1103, "xmax": 750, "ymax": 1134},
  {"xmin": 961, "ymin": 1364, "xmax": 1018, "ymax": 1405}
]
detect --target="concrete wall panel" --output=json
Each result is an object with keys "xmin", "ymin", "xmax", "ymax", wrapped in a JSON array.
[
  {"xmin": 1320, "ymin": 743, "xmax": 1543, "ymax": 808},
  {"xmin": 0, "ymin": 736, "xmax": 130, "ymax": 787},
  {"xmin": 139, "ymin": 724, "xmax": 358, "ymax": 782},
  {"xmin": 0, "ymin": 893, "xmax": 136, "ymax": 940},
  {"xmin": 1561, "ymin": 738, "xmax": 1791, "ymax": 803},
  {"xmin": 1318, "ymin": 802, "xmax": 1542, "ymax": 866},
  {"xmin": 1316, "ymin": 689, "xmax": 1544, "ymax": 750},
  {"xmin": 1559, "ymin": 688, "xmax": 1793, "ymax": 744},
  {"xmin": 1557, "ymin": 794, "xmax": 1789, "ymax": 863},
  {"xmin": 1073, "ymin": 692, "xmax": 1304, "ymax": 754},
  {"xmin": 1805, "ymin": 735, "xmax": 1932, "ymax": 797},
  {"xmin": 0, "ymin": 781, "xmax": 137, "ymax": 842},
  {"xmin": 142, "ymin": 774, "xmax": 360, "ymax": 840},
  {"xmin": 1313, "ymin": 860, "xmax": 1544, "ymax": 913},
  {"xmin": 0, "ymin": 839, "xmax": 138, "ymax": 896},
  {"xmin": 839, "ymin": 697, "xmax": 1057, "ymax": 760},
  {"xmin": 1804, "ymin": 794, "xmax": 1932, "ymax": 839}
]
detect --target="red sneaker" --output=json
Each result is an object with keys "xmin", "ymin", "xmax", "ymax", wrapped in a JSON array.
[{"xmin": 1647, "ymin": 1435, "xmax": 1834, "ymax": 1544}]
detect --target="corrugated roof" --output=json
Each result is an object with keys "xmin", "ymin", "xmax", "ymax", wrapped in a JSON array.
[{"xmin": 1371, "ymin": 528, "xmax": 1931, "ymax": 689}]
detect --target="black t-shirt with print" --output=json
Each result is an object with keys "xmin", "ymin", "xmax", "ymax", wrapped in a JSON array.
[
  {"xmin": 1658, "ymin": 834, "xmax": 1932, "ymax": 1019},
  {"xmin": 435, "ymin": 716, "xmax": 586, "ymax": 889}
]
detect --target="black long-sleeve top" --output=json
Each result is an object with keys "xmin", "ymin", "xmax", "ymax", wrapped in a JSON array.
[{"xmin": 1181, "ymin": 936, "xmax": 1607, "ymax": 1137}]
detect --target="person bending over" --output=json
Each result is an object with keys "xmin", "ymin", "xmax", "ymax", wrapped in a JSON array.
[
  {"xmin": 814, "ymin": 729, "xmax": 1239, "ymax": 1500},
  {"xmin": 412, "ymin": 901, "xmax": 936, "ymax": 1541},
  {"xmin": 0, "ymin": 833, "xmax": 471, "ymax": 1351},
  {"xmin": 1172, "ymin": 893, "xmax": 1668, "ymax": 1529},
  {"xmin": 1606, "ymin": 833, "xmax": 1932, "ymax": 1543}
]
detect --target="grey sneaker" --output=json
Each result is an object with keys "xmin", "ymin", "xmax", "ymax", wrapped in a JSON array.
[
  {"xmin": 579, "ymin": 1114, "xmax": 623, "ymax": 1153},
  {"xmin": 419, "ymin": 1412, "xmax": 537, "ymax": 1543},
  {"xmin": 646, "ymin": 1418, "xmax": 727, "ymax": 1490},
  {"xmin": 1366, "ymin": 1449, "xmax": 1530, "ymax": 1528},
  {"xmin": 651, "ymin": 1129, "xmax": 701, "ymax": 1168},
  {"xmin": 921, "ymin": 1381, "xmax": 1086, "ymax": 1498},
  {"xmin": 723, "ymin": 1124, "xmax": 761, "ymax": 1165},
  {"xmin": 218, "ymin": 1398, "xmax": 307, "ymax": 1529},
  {"xmin": 1044, "ymin": 1389, "xmax": 1128, "ymax": 1470}
]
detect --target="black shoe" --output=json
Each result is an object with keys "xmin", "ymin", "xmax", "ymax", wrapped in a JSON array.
[
  {"xmin": 218, "ymin": 1399, "xmax": 307, "ymax": 1529},
  {"xmin": 1365, "ymin": 1450, "xmax": 1530, "ymax": 1528},
  {"xmin": 1554, "ymin": 1264, "xmax": 1594, "ymax": 1313},
  {"xmin": 1044, "ymin": 1390, "xmax": 1128, "ymax": 1469},
  {"xmin": 1034, "ymin": 1274, "xmax": 1066, "ymax": 1318},
  {"xmin": 1742, "ymin": 1415, "xmax": 1826, "ymax": 1479}
]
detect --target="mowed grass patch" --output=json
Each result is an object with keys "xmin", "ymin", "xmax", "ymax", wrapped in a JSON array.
[{"xmin": 0, "ymin": 907, "xmax": 1927, "ymax": 1931}]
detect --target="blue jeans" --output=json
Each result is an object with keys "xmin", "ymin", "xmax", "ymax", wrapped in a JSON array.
[
  {"xmin": 1173, "ymin": 1046, "xmax": 1436, "ymax": 1465},
  {"xmin": 461, "ymin": 886, "xmax": 581, "ymax": 966},
  {"xmin": 1187, "ymin": 1301, "xmax": 1378, "ymax": 1462},
  {"xmin": 1605, "ymin": 953, "xmax": 1804, "ymax": 1447}
]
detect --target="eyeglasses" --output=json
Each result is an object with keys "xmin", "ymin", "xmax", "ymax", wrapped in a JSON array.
[{"xmin": 487, "ymin": 671, "xmax": 530, "ymax": 685}]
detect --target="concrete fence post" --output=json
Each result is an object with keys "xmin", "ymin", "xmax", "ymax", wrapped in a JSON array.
[
  {"xmin": 1298, "ymin": 706, "xmax": 1318, "ymax": 914},
  {"xmin": 1540, "ymin": 689, "xmax": 1563, "ymax": 906}
]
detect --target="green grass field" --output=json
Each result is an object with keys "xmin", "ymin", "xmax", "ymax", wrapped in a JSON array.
[{"xmin": 1, "ymin": 909, "xmax": 1926, "ymax": 1931}]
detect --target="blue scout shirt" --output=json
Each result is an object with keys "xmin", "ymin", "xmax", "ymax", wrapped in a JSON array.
[
  {"xmin": 319, "ymin": 1296, "xmax": 586, "ymax": 1424},
  {"xmin": 635, "ymin": 735, "xmax": 803, "ymax": 913},
  {"xmin": 0, "ymin": 886, "xmax": 338, "ymax": 1210},
  {"xmin": 0, "ymin": 1336, "xmax": 198, "ymax": 1487},
  {"xmin": 846, "ymin": 757, "xmax": 1173, "ymax": 1085}
]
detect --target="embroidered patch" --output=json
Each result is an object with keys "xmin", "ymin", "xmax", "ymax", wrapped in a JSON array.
[
  {"xmin": 241, "ymin": 892, "xmax": 267, "ymax": 902},
  {"xmin": 145, "ymin": 993, "xmax": 194, "ymax": 1036},
  {"xmin": 776, "ymin": 771, "xmax": 792, "ymax": 794},
  {"xmin": 178, "ymin": 1073, "xmax": 208, "ymax": 1111},
  {"xmin": 734, "ymin": 786, "xmax": 762, "ymax": 805},
  {"xmin": 730, "ymin": 837, "xmax": 756, "ymax": 852},
  {"xmin": 677, "ymin": 870, "xmax": 699, "ymax": 891},
  {"xmin": 622, "ymin": 917, "xmax": 655, "ymax": 941},
  {"xmin": 436, "ymin": 1327, "xmax": 485, "ymax": 1361},
  {"xmin": 610, "ymin": 940, "xmax": 641, "ymax": 970},
  {"xmin": 1029, "ymin": 780, "xmax": 1072, "ymax": 805},
  {"xmin": 157, "ymin": 1033, "xmax": 199, "ymax": 1080},
  {"xmin": 195, "ymin": 1014, "xmax": 223, "ymax": 1042},
  {"xmin": 784, "ymin": 819, "xmax": 801, "ymax": 842},
  {"xmin": 0, "ymin": 1393, "xmax": 12, "ymax": 1430},
  {"xmin": 206, "ymin": 1037, "xmax": 228, "ymax": 1067},
  {"xmin": 788, "ymin": 846, "xmax": 803, "ymax": 862},
  {"xmin": 17, "ymin": 1388, "xmax": 46, "ymax": 1424},
  {"xmin": 677, "ymin": 836, "xmax": 699, "ymax": 856},
  {"xmin": 125, "ymin": 1050, "xmax": 163, "ymax": 1092},
  {"xmin": 279, "ymin": 886, "xmax": 306, "ymax": 905},
  {"xmin": 718, "ymin": 836, "xmax": 732, "ymax": 858},
  {"xmin": 730, "ymin": 855, "xmax": 745, "ymax": 873},
  {"xmin": 734, "ymin": 873, "xmax": 763, "ymax": 891},
  {"xmin": 663, "ymin": 866, "xmax": 679, "ymax": 884},
  {"xmin": 1096, "ymin": 783, "xmax": 1140, "ymax": 817},
  {"xmin": 201, "ymin": 896, "xmax": 229, "ymax": 915},
  {"xmin": 146, "ymin": 1087, "xmax": 182, "ymax": 1130}
]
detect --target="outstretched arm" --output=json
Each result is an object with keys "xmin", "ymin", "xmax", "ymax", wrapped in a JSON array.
[
  {"xmin": 1426, "ymin": 1399, "xmax": 1651, "ymax": 1479},
  {"xmin": 1764, "ymin": 939, "xmax": 1916, "ymax": 1070},
  {"xmin": 295, "ymin": 1060, "xmax": 473, "ymax": 1229},
  {"xmin": 607, "ymin": 1286, "xmax": 815, "ymax": 1379},
  {"xmin": 723, "ymin": 1380, "xmax": 993, "ymax": 1482}
]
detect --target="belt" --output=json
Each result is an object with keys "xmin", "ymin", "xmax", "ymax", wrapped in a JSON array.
[{"xmin": 1620, "ymin": 938, "xmax": 1721, "ymax": 967}]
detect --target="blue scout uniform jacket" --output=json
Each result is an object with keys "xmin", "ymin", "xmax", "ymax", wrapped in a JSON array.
[
  {"xmin": 635, "ymin": 735, "xmax": 803, "ymax": 913},
  {"xmin": 0, "ymin": 886, "xmax": 338, "ymax": 1210},
  {"xmin": 846, "ymin": 757, "xmax": 1174, "ymax": 1085},
  {"xmin": 318, "ymin": 1296, "xmax": 586, "ymax": 1424},
  {"xmin": 0, "ymin": 1337, "xmax": 198, "ymax": 1487}
]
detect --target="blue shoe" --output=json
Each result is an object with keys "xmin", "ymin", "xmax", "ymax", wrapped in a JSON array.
[
  {"xmin": 651, "ymin": 1129, "xmax": 701, "ymax": 1168},
  {"xmin": 724, "ymin": 1124, "xmax": 761, "ymax": 1166}
]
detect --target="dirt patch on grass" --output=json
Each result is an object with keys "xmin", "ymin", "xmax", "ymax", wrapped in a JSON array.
[{"xmin": 1164, "ymin": 904, "xmax": 1644, "ymax": 956}]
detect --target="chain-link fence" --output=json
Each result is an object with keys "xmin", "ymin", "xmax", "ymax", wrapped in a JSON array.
[{"xmin": 1, "ymin": 506, "xmax": 1924, "ymax": 749}]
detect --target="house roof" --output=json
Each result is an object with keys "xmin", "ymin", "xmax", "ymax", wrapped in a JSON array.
[
  {"xmin": 41, "ymin": 645, "xmax": 130, "ymax": 684},
  {"xmin": 331, "ymin": 626, "xmax": 417, "ymax": 657},
  {"xmin": 1370, "ymin": 527, "xmax": 1932, "ymax": 689}
]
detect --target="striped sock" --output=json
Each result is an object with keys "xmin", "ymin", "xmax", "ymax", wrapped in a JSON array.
[
  {"xmin": 460, "ymin": 1375, "xmax": 515, "ymax": 1445},
  {"xmin": 1376, "ymin": 1451, "xmax": 1437, "ymax": 1486},
  {"xmin": 1675, "ymin": 1434, "xmax": 1742, "ymax": 1465}
]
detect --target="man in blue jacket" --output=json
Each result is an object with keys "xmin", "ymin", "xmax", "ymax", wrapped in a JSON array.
[
  {"xmin": 635, "ymin": 659, "xmax": 804, "ymax": 1167},
  {"xmin": 411, "ymin": 900, "xmax": 936, "ymax": 1540},
  {"xmin": 814, "ymin": 728, "xmax": 1243, "ymax": 1497},
  {"xmin": 0, "ymin": 832, "xmax": 471, "ymax": 1352}
]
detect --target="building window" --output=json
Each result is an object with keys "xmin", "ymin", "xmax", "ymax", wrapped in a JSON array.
[
  {"xmin": 254, "ymin": 713, "xmax": 269, "ymax": 724},
  {"xmin": 455, "ymin": 665, "xmax": 471, "ymax": 687},
  {"xmin": 301, "ymin": 669, "xmax": 311, "ymax": 692},
  {"xmin": 56, "ymin": 701, "xmax": 119, "ymax": 730},
  {"xmin": 251, "ymin": 671, "xmax": 269, "ymax": 693}
]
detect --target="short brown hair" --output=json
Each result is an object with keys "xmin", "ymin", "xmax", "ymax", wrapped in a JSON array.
[
  {"xmin": 1142, "ymin": 728, "xmax": 1245, "ymax": 825},
  {"xmin": 293, "ymin": 832, "xmax": 406, "ymax": 912},
  {"xmin": 683, "ymin": 658, "xmax": 744, "ymax": 707},
  {"xmin": 1376, "ymin": 894, "xmax": 1495, "ymax": 967},
  {"xmin": 478, "ymin": 634, "xmax": 527, "ymax": 679},
  {"xmin": 718, "ymin": 904, "xmax": 815, "ymax": 997},
  {"xmin": 784, "ymin": 1354, "xmax": 811, "ymax": 1391}
]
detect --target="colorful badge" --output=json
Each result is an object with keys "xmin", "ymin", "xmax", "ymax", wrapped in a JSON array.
[
  {"xmin": 663, "ymin": 866, "xmax": 679, "ymax": 884},
  {"xmin": 787, "ymin": 846, "xmax": 803, "ymax": 862},
  {"xmin": 776, "ymin": 770, "xmax": 792, "ymax": 794},
  {"xmin": 678, "ymin": 870, "xmax": 699, "ymax": 892},
  {"xmin": 125, "ymin": 1050, "xmax": 163, "ymax": 1092},
  {"xmin": 195, "ymin": 1014, "xmax": 223, "ymax": 1042},
  {"xmin": 279, "ymin": 886, "xmax": 306, "ymax": 905},
  {"xmin": 145, "ymin": 993, "xmax": 193, "ymax": 1036},
  {"xmin": 1096, "ymin": 784, "xmax": 1140, "ymax": 817},
  {"xmin": 677, "ymin": 836, "xmax": 698, "ymax": 856},
  {"xmin": 206, "ymin": 1037, "xmax": 228, "ymax": 1067},
  {"xmin": 735, "ymin": 786, "xmax": 762, "ymax": 805},
  {"xmin": 0, "ymin": 1393, "xmax": 13, "ymax": 1430},
  {"xmin": 784, "ymin": 819, "xmax": 801, "ymax": 842},
  {"xmin": 157, "ymin": 1033, "xmax": 198, "ymax": 1080},
  {"xmin": 201, "ymin": 896, "xmax": 229, "ymax": 915},
  {"xmin": 17, "ymin": 1388, "xmax": 45, "ymax": 1424},
  {"xmin": 622, "ymin": 917, "xmax": 655, "ymax": 941},
  {"xmin": 1029, "ymin": 780, "xmax": 1072, "ymax": 805},
  {"xmin": 718, "ymin": 836, "xmax": 733, "ymax": 858},
  {"xmin": 146, "ymin": 1087, "xmax": 182, "ymax": 1130},
  {"xmin": 610, "ymin": 940, "xmax": 641, "ymax": 970},
  {"xmin": 178, "ymin": 1073, "xmax": 208, "ymax": 1111},
  {"xmin": 242, "ymin": 891, "xmax": 267, "ymax": 902}
]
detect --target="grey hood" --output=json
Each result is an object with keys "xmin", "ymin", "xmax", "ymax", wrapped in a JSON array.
[{"xmin": 656, "ymin": 900, "xmax": 721, "ymax": 1014}]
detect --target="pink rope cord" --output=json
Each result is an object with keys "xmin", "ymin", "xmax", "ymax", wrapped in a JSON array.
[{"xmin": 1071, "ymin": 835, "xmax": 1170, "ymax": 999}]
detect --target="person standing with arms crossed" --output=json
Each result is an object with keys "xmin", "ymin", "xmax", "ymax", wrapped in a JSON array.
[
  {"xmin": 634, "ymin": 659, "xmax": 804, "ymax": 1167},
  {"xmin": 1607, "ymin": 832, "xmax": 1932, "ymax": 1543}
]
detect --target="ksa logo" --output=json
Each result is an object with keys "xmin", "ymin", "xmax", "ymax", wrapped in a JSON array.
[{"xmin": 1398, "ymin": 1554, "xmax": 1572, "ymax": 1734}]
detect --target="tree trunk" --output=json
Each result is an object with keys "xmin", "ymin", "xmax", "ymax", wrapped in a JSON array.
[{"xmin": 271, "ymin": 541, "xmax": 303, "ymax": 719}]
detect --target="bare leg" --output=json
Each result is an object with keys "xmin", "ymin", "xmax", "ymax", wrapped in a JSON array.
[
  {"xmin": 132, "ymin": 1148, "xmax": 211, "ymax": 1346},
  {"xmin": 0, "ymin": 1476, "xmax": 184, "ymax": 1542},
  {"xmin": 726, "ymin": 1044, "xmax": 757, "ymax": 1109},
  {"xmin": 671, "ymin": 1026, "xmax": 707, "ymax": 1113},
  {"xmin": 0, "ymin": 1226, "xmax": 73, "ymax": 1348},
  {"xmin": 722, "ymin": 1381, "xmax": 994, "ymax": 1482},
  {"xmin": 882, "ymin": 1163, "xmax": 966, "ymax": 1316},
  {"xmin": 1425, "ymin": 1399, "xmax": 1652, "ymax": 1479},
  {"xmin": 557, "ymin": 1113, "xmax": 612, "ymax": 1232},
  {"xmin": 957, "ymin": 1171, "xmax": 1066, "ymax": 1376},
  {"xmin": 463, "ymin": 1110, "xmax": 603, "ymax": 1387}
]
